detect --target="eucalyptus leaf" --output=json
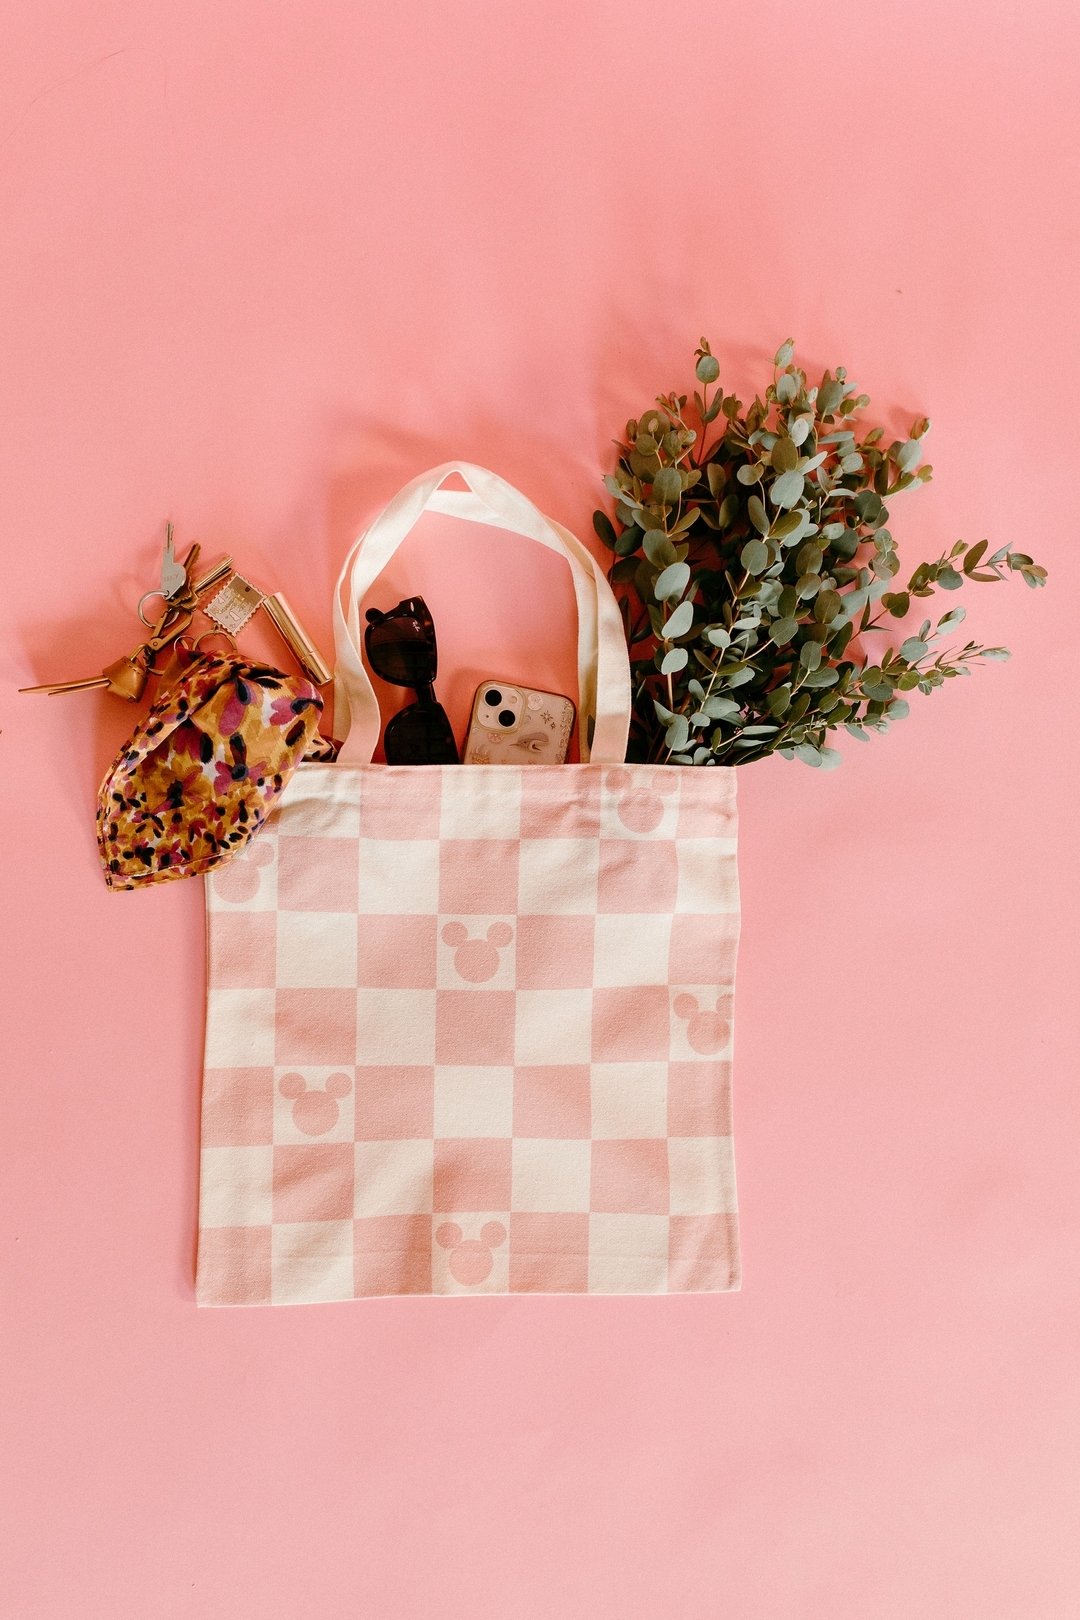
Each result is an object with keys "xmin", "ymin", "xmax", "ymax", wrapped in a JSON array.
[
  {"xmin": 642, "ymin": 529, "xmax": 676, "ymax": 567},
  {"xmin": 662, "ymin": 600, "xmax": 694, "ymax": 639},
  {"xmin": 747, "ymin": 496, "xmax": 769, "ymax": 535},
  {"xmin": 770, "ymin": 470, "xmax": 805, "ymax": 509},
  {"xmin": 741, "ymin": 539, "xmax": 769, "ymax": 575},
  {"xmin": 654, "ymin": 561, "xmax": 691, "ymax": 601},
  {"xmin": 651, "ymin": 467, "xmax": 682, "ymax": 505}
]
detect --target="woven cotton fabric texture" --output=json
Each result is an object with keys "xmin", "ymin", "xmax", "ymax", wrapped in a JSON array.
[{"xmin": 196, "ymin": 761, "xmax": 740, "ymax": 1304}]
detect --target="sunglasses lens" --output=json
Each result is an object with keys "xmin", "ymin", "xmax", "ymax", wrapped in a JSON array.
[
  {"xmin": 384, "ymin": 701, "xmax": 460, "ymax": 765},
  {"xmin": 366, "ymin": 613, "xmax": 437, "ymax": 687}
]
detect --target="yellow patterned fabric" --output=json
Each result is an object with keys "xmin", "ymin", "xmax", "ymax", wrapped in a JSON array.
[{"xmin": 97, "ymin": 655, "xmax": 323, "ymax": 889}]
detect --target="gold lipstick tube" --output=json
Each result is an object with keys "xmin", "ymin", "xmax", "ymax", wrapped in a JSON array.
[{"xmin": 261, "ymin": 592, "xmax": 333, "ymax": 687}]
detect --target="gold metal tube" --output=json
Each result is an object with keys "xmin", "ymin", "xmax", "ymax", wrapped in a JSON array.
[
  {"xmin": 261, "ymin": 592, "xmax": 333, "ymax": 686},
  {"xmin": 192, "ymin": 556, "xmax": 234, "ymax": 598}
]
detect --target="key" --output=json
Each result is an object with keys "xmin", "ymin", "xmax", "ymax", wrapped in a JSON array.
[
  {"xmin": 138, "ymin": 540, "xmax": 202, "ymax": 626},
  {"xmin": 159, "ymin": 523, "xmax": 187, "ymax": 600},
  {"xmin": 21, "ymin": 653, "xmax": 150, "ymax": 701}
]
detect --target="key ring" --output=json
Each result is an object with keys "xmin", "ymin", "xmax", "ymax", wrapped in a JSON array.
[
  {"xmin": 192, "ymin": 629, "xmax": 238, "ymax": 656},
  {"xmin": 138, "ymin": 590, "xmax": 171, "ymax": 627}
]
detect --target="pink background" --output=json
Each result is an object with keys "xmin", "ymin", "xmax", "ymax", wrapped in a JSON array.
[{"xmin": 2, "ymin": 3, "xmax": 1078, "ymax": 1614}]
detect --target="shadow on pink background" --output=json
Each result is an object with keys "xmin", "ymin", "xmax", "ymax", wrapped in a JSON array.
[{"xmin": 2, "ymin": 3, "xmax": 1078, "ymax": 1615}]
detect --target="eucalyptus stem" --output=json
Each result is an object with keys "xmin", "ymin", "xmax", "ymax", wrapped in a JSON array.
[{"xmin": 594, "ymin": 338, "xmax": 1046, "ymax": 768}]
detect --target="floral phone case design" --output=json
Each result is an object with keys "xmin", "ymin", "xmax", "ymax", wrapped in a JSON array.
[{"xmin": 463, "ymin": 680, "xmax": 575, "ymax": 764}]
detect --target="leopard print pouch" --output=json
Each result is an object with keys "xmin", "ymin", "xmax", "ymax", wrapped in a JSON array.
[{"xmin": 97, "ymin": 655, "xmax": 324, "ymax": 889}]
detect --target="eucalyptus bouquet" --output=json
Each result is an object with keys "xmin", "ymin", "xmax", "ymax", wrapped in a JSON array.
[{"xmin": 594, "ymin": 341, "xmax": 1046, "ymax": 766}]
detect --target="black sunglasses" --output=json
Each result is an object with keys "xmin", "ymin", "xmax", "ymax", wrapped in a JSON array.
[{"xmin": 364, "ymin": 596, "xmax": 460, "ymax": 764}]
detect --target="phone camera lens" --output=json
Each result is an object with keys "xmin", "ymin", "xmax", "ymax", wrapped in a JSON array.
[
  {"xmin": 484, "ymin": 689, "xmax": 501, "ymax": 706},
  {"xmin": 498, "ymin": 709, "xmax": 516, "ymax": 728}
]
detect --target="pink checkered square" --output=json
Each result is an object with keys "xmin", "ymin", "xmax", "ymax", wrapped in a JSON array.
[
  {"xmin": 201, "ymin": 1067, "xmax": 275, "ymax": 1147},
  {"xmin": 273, "ymin": 1143, "xmax": 355, "ymax": 1223},
  {"xmin": 598, "ymin": 840, "xmax": 678, "ymax": 913},
  {"xmin": 436, "ymin": 989, "xmax": 516, "ymax": 1065},
  {"xmin": 196, "ymin": 1225, "xmax": 272, "ymax": 1307},
  {"xmin": 354, "ymin": 1066, "xmax": 434, "ymax": 1139},
  {"xmin": 513, "ymin": 1065, "xmax": 591, "ymax": 1138},
  {"xmin": 592, "ymin": 985, "xmax": 671, "ymax": 1062},
  {"xmin": 357, "ymin": 914, "xmax": 439, "ymax": 988},
  {"xmin": 668, "ymin": 1061, "xmax": 733, "ymax": 1137},
  {"xmin": 439, "ymin": 839, "xmax": 519, "ymax": 914},
  {"xmin": 591, "ymin": 1139, "xmax": 670, "ymax": 1214},
  {"xmin": 669, "ymin": 913, "xmax": 740, "ymax": 985},
  {"xmin": 210, "ymin": 912, "xmax": 277, "ymax": 988},
  {"xmin": 519, "ymin": 773, "xmax": 601, "ymax": 840},
  {"xmin": 668, "ymin": 1214, "xmax": 740, "ymax": 1291},
  {"xmin": 277, "ymin": 836, "xmax": 359, "ymax": 912},
  {"xmin": 509, "ymin": 1212, "xmax": 589, "ymax": 1292},
  {"xmin": 354, "ymin": 1215, "xmax": 432, "ymax": 1295},
  {"xmin": 515, "ymin": 914, "xmax": 596, "ymax": 988},
  {"xmin": 433, "ymin": 1138, "xmax": 512, "ymax": 1212},
  {"xmin": 276, "ymin": 988, "xmax": 357, "ymax": 1066},
  {"xmin": 359, "ymin": 770, "xmax": 443, "ymax": 840}
]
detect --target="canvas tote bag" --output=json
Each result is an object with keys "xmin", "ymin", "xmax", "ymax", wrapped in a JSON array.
[{"xmin": 196, "ymin": 463, "xmax": 741, "ymax": 1305}]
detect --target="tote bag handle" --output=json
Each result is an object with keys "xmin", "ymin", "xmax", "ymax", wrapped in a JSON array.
[{"xmin": 332, "ymin": 462, "xmax": 632, "ymax": 766}]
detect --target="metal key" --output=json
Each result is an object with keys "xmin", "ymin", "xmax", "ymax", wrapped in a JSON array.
[
  {"xmin": 159, "ymin": 523, "xmax": 187, "ymax": 600},
  {"xmin": 22, "ymin": 652, "xmax": 151, "ymax": 700},
  {"xmin": 138, "ymin": 537, "xmax": 202, "ymax": 626}
]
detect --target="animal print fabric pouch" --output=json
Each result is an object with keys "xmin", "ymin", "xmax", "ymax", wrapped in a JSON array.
[{"xmin": 97, "ymin": 655, "xmax": 324, "ymax": 889}]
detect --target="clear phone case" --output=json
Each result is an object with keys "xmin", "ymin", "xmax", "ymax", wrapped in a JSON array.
[{"xmin": 463, "ymin": 679, "xmax": 575, "ymax": 764}]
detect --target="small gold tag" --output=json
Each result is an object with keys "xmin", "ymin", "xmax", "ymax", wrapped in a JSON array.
[{"xmin": 206, "ymin": 574, "xmax": 263, "ymax": 635}]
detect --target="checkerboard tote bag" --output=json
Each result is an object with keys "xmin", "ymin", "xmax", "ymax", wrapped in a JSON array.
[{"xmin": 196, "ymin": 463, "xmax": 741, "ymax": 1306}]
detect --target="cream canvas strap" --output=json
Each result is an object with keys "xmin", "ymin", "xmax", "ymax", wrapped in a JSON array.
[{"xmin": 332, "ymin": 462, "xmax": 632, "ymax": 766}]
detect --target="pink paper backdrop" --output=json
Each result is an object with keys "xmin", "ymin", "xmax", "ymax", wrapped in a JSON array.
[{"xmin": 2, "ymin": 3, "xmax": 1078, "ymax": 1615}]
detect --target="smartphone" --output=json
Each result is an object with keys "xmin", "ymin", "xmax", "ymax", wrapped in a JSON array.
[{"xmin": 463, "ymin": 679, "xmax": 575, "ymax": 764}]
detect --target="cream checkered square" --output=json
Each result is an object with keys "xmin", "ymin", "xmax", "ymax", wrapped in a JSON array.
[
  {"xmin": 670, "ymin": 987, "xmax": 734, "ymax": 1062},
  {"xmin": 590, "ymin": 1063, "xmax": 668, "ymax": 1139},
  {"xmin": 517, "ymin": 838, "xmax": 599, "ymax": 913},
  {"xmin": 204, "ymin": 991, "xmax": 276, "ymax": 1068},
  {"xmin": 668, "ymin": 1136, "xmax": 737, "ymax": 1216},
  {"xmin": 277, "ymin": 767, "xmax": 360, "ymax": 838},
  {"xmin": 440, "ymin": 772, "xmax": 522, "ymax": 839},
  {"xmin": 357, "ymin": 989, "xmax": 436, "ymax": 1065},
  {"xmin": 515, "ymin": 989, "xmax": 592, "ymax": 1065},
  {"xmin": 512, "ymin": 1138, "xmax": 591, "ymax": 1212},
  {"xmin": 277, "ymin": 911, "xmax": 357, "ymax": 989},
  {"xmin": 200, "ymin": 1146, "xmax": 274, "ymax": 1227},
  {"xmin": 207, "ymin": 837, "xmax": 279, "ymax": 910},
  {"xmin": 675, "ymin": 840, "xmax": 740, "ymax": 914},
  {"xmin": 436, "ymin": 916, "xmax": 517, "ymax": 990},
  {"xmin": 593, "ymin": 913, "xmax": 672, "ymax": 987},
  {"xmin": 600, "ymin": 768, "xmax": 679, "ymax": 840},
  {"xmin": 358, "ymin": 839, "xmax": 440, "ymax": 913},
  {"xmin": 434, "ymin": 1067, "xmax": 514, "ymax": 1137},
  {"xmin": 432, "ymin": 1213, "xmax": 510, "ymax": 1294},
  {"xmin": 355, "ymin": 1139, "xmax": 435, "ymax": 1216},
  {"xmin": 273, "ymin": 1066, "xmax": 354, "ymax": 1144},
  {"xmin": 271, "ymin": 1221, "xmax": 354, "ymax": 1305},
  {"xmin": 587, "ymin": 1213, "xmax": 669, "ymax": 1293}
]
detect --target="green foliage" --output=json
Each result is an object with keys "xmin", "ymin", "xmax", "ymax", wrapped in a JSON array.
[{"xmin": 595, "ymin": 338, "xmax": 1047, "ymax": 766}]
